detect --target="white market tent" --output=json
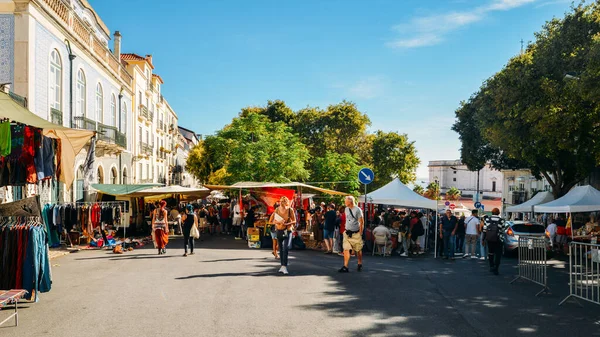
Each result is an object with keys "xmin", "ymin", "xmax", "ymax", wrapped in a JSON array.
[
  {"xmin": 126, "ymin": 185, "xmax": 211, "ymax": 201},
  {"xmin": 506, "ymin": 191, "xmax": 554, "ymax": 213},
  {"xmin": 534, "ymin": 185, "xmax": 600, "ymax": 213},
  {"xmin": 360, "ymin": 178, "xmax": 437, "ymax": 210}
]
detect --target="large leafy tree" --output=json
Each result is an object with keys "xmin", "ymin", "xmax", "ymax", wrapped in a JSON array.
[
  {"xmin": 187, "ymin": 112, "xmax": 309, "ymax": 184},
  {"xmin": 453, "ymin": 3, "xmax": 600, "ymax": 198},
  {"xmin": 311, "ymin": 151, "xmax": 361, "ymax": 194},
  {"xmin": 371, "ymin": 130, "xmax": 420, "ymax": 188}
]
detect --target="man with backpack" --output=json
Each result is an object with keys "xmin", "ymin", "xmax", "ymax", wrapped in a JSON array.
[{"xmin": 482, "ymin": 208, "xmax": 507, "ymax": 275}]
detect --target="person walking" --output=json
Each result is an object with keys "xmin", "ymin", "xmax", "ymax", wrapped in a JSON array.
[
  {"xmin": 220, "ymin": 203, "xmax": 231, "ymax": 235},
  {"xmin": 269, "ymin": 197, "xmax": 296, "ymax": 275},
  {"xmin": 482, "ymin": 208, "xmax": 507, "ymax": 275},
  {"xmin": 181, "ymin": 205, "xmax": 198, "ymax": 257},
  {"xmin": 323, "ymin": 204, "xmax": 337, "ymax": 254},
  {"xmin": 463, "ymin": 209, "xmax": 480, "ymax": 259},
  {"xmin": 232, "ymin": 201, "xmax": 244, "ymax": 240},
  {"xmin": 439, "ymin": 210, "xmax": 458, "ymax": 260},
  {"xmin": 337, "ymin": 206, "xmax": 346, "ymax": 256},
  {"xmin": 339, "ymin": 196, "xmax": 364, "ymax": 273},
  {"xmin": 152, "ymin": 200, "xmax": 169, "ymax": 255},
  {"xmin": 455, "ymin": 215, "xmax": 466, "ymax": 255}
]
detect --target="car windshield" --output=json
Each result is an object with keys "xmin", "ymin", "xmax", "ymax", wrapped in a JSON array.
[{"xmin": 511, "ymin": 224, "xmax": 545, "ymax": 234}]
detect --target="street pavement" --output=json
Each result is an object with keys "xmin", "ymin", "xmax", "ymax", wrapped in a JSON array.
[{"xmin": 2, "ymin": 235, "xmax": 599, "ymax": 337}]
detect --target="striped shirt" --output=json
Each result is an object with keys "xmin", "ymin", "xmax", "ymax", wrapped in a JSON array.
[{"xmin": 482, "ymin": 215, "xmax": 507, "ymax": 242}]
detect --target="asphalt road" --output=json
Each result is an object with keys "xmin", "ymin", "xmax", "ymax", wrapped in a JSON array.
[{"xmin": 2, "ymin": 236, "xmax": 599, "ymax": 337}]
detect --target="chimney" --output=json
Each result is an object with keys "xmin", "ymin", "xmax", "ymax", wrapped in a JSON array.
[
  {"xmin": 113, "ymin": 31, "xmax": 121, "ymax": 60},
  {"xmin": 145, "ymin": 54, "xmax": 152, "ymax": 65}
]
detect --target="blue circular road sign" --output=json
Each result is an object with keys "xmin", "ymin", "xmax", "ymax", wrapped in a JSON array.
[
  {"xmin": 444, "ymin": 201, "xmax": 450, "ymax": 206},
  {"xmin": 474, "ymin": 202, "xmax": 482, "ymax": 208},
  {"xmin": 358, "ymin": 168, "xmax": 374, "ymax": 185}
]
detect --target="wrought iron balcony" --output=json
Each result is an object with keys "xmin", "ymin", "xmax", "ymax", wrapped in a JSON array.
[
  {"xmin": 139, "ymin": 142, "xmax": 153, "ymax": 155},
  {"xmin": 158, "ymin": 120, "xmax": 164, "ymax": 132},
  {"xmin": 147, "ymin": 82, "xmax": 155, "ymax": 92},
  {"xmin": 97, "ymin": 124, "xmax": 127, "ymax": 148},
  {"xmin": 138, "ymin": 105, "xmax": 148, "ymax": 120},
  {"xmin": 73, "ymin": 116, "xmax": 96, "ymax": 131},
  {"xmin": 148, "ymin": 110, "xmax": 154, "ymax": 122},
  {"xmin": 50, "ymin": 108, "xmax": 63, "ymax": 126},
  {"xmin": 9, "ymin": 92, "xmax": 27, "ymax": 108}
]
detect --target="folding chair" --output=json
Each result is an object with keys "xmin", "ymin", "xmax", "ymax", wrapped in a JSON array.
[{"xmin": 373, "ymin": 234, "xmax": 390, "ymax": 256}]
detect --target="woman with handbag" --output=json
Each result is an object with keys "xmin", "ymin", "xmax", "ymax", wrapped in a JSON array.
[
  {"xmin": 152, "ymin": 200, "xmax": 169, "ymax": 255},
  {"xmin": 269, "ymin": 197, "xmax": 296, "ymax": 275},
  {"xmin": 181, "ymin": 205, "xmax": 199, "ymax": 257}
]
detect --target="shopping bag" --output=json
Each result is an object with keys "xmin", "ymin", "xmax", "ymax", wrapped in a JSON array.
[{"xmin": 190, "ymin": 225, "xmax": 200, "ymax": 239}]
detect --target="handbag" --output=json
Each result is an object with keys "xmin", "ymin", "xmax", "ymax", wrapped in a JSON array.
[{"xmin": 190, "ymin": 224, "xmax": 200, "ymax": 239}]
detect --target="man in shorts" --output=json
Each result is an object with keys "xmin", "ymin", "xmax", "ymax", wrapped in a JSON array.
[{"xmin": 339, "ymin": 196, "xmax": 364, "ymax": 273}]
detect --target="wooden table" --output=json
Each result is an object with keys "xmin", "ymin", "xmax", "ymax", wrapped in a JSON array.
[{"xmin": 0, "ymin": 289, "xmax": 27, "ymax": 327}]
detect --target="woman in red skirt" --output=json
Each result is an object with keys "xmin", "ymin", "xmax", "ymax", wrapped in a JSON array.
[{"xmin": 152, "ymin": 200, "xmax": 169, "ymax": 255}]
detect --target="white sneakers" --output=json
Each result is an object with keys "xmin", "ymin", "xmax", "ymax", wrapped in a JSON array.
[
  {"xmin": 400, "ymin": 252, "xmax": 408, "ymax": 257},
  {"xmin": 471, "ymin": 255, "xmax": 478, "ymax": 259},
  {"xmin": 463, "ymin": 254, "xmax": 470, "ymax": 258},
  {"xmin": 278, "ymin": 266, "xmax": 289, "ymax": 275}
]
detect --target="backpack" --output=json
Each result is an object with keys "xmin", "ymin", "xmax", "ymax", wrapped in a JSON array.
[
  {"xmin": 412, "ymin": 219, "xmax": 425, "ymax": 237},
  {"xmin": 485, "ymin": 216, "xmax": 502, "ymax": 242}
]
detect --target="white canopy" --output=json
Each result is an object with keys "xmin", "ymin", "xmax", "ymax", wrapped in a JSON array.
[
  {"xmin": 360, "ymin": 178, "xmax": 437, "ymax": 210},
  {"xmin": 534, "ymin": 185, "xmax": 600, "ymax": 213},
  {"xmin": 506, "ymin": 191, "xmax": 554, "ymax": 213}
]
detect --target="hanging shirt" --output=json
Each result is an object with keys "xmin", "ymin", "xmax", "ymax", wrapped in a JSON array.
[{"xmin": 0, "ymin": 121, "xmax": 10, "ymax": 156}]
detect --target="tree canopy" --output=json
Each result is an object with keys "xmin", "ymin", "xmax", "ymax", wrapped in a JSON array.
[
  {"xmin": 453, "ymin": 3, "xmax": 600, "ymax": 198},
  {"xmin": 188, "ymin": 100, "xmax": 421, "ymax": 195}
]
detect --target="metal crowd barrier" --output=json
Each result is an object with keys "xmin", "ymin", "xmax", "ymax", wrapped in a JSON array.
[
  {"xmin": 510, "ymin": 236, "xmax": 550, "ymax": 296},
  {"xmin": 559, "ymin": 241, "xmax": 600, "ymax": 306}
]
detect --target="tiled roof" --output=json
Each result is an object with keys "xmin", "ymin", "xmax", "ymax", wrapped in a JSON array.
[
  {"xmin": 120, "ymin": 53, "xmax": 155, "ymax": 69},
  {"xmin": 152, "ymin": 74, "xmax": 164, "ymax": 84}
]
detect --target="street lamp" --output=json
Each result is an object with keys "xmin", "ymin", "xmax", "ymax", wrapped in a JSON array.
[{"xmin": 451, "ymin": 166, "xmax": 481, "ymax": 203}]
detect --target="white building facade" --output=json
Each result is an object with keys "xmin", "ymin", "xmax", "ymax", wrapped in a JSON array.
[
  {"xmin": 428, "ymin": 160, "xmax": 503, "ymax": 200},
  {"xmin": 0, "ymin": 0, "xmax": 133, "ymax": 202},
  {"xmin": 501, "ymin": 169, "xmax": 552, "ymax": 207}
]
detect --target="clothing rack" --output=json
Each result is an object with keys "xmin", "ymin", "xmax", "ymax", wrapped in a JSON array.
[{"xmin": 75, "ymin": 201, "xmax": 128, "ymax": 240}]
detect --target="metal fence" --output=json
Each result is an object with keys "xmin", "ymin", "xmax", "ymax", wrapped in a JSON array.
[
  {"xmin": 559, "ymin": 241, "xmax": 600, "ymax": 306},
  {"xmin": 510, "ymin": 236, "xmax": 550, "ymax": 296}
]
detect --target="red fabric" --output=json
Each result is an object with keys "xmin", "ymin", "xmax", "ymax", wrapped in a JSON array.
[
  {"xmin": 258, "ymin": 188, "xmax": 295, "ymax": 214},
  {"xmin": 340, "ymin": 213, "xmax": 346, "ymax": 233},
  {"xmin": 154, "ymin": 228, "xmax": 169, "ymax": 249},
  {"xmin": 221, "ymin": 206, "xmax": 230, "ymax": 219},
  {"xmin": 23, "ymin": 126, "xmax": 37, "ymax": 183},
  {"xmin": 410, "ymin": 217, "xmax": 419, "ymax": 230},
  {"xmin": 557, "ymin": 226, "xmax": 566, "ymax": 235},
  {"xmin": 91, "ymin": 204, "xmax": 102, "ymax": 228}
]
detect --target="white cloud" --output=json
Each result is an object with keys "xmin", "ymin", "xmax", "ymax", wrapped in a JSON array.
[
  {"xmin": 387, "ymin": 0, "xmax": 537, "ymax": 49},
  {"xmin": 337, "ymin": 76, "xmax": 388, "ymax": 99}
]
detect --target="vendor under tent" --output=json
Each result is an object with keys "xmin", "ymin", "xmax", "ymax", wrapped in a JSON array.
[
  {"xmin": 358, "ymin": 178, "xmax": 438, "ymax": 256},
  {"xmin": 534, "ymin": 185, "xmax": 600, "ymax": 213},
  {"xmin": 506, "ymin": 191, "xmax": 554, "ymax": 215},
  {"xmin": 0, "ymin": 91, "xmax": 94, "ymax": 188}
]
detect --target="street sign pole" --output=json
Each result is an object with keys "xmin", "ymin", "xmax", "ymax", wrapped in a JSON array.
[
  {"xmin": 364, "ymin": 183, "xmax": 367, "ymax": 222},
  {"xmin": 358, "ymin": 168, "xmax": 374, "ymax": 227}
]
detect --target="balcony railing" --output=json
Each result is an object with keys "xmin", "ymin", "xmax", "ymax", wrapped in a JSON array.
[
  {"xmin": 147, "ymin": 82, "xmax": 155, "ymax": 92},
  {"xmin": 139, "ymin": 178, "xmax": 153, "ymax": 184},
  {"xmin": 139, "ymin": 142, "xmax": 153, "ymax": 155},
  {"xmin": 9, "ymin": 92, "xmax": 27, "ymax": 108},
  {"xmin": 37, "ymin": 0, "xmax": 133, "ymax": 87},
  {"xmin": 50, "ymin": 108, "xmax": 63, "ymax": 126},
  {"xmin": 138, "ymin": 105, "xmax": 148, "ymax": 119},
  {"xmin": 73, "ymin": 116, "xmax": 126, "ymax": 148},
  {"xmin": 158, "ymin": 120, "xmax": 164, "ymax": 131},
  {"xmin": 148, "ymin": 110, "xmax": 154, "ymax": 122},
  {"xmin": 98, "ymin": 124, "xmax": 127, "ymax": 148},
  {"xmin": 73, "ymin": 116, "xmax": 96, "ymax": 131}
]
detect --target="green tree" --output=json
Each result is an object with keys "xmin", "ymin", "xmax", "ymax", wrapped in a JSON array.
[
  {"xmin": 239, "ymin": 100, "xmax": 295, "ymax": 125},
  {"xmin": 371, "ymin": 130, "xmax": 420, "ymax": 188},
  {"xmin": 413, "ymin": 185, "xmax": 425, "ymax": 195},
  {"xmin": 453, "ymin": 3, "xmax": 600, "ymax": 198},
  {"xmin": 424, "ymin": 182, "xmax": 440, "ymax": 200},
  {"xmin": 445, "ymin": 187, "xmax": 461, "ymax": 201},
  {"xmin": 311, "ymin": 151, "xmax": 361, "ymax": 194},
  {"xmin": 187, "ymin": 112, "xmax": 309, "ymax": 184}
]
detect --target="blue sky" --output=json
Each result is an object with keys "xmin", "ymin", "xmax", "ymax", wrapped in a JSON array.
[{"xmin": 92, "ymin": 0, "xmax": 574, "ymax": 180}]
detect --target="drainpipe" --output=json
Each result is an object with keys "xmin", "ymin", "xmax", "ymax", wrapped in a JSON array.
[
  {"xmin": 118, "ymin": 87, "xmax": 123, "ymax": 184},
  {"xmin": 65, "ymin": 39, "xmax": 76, "ymax": 128}
]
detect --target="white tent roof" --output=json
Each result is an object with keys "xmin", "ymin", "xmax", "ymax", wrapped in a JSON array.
[
  {"xmin": 126, "ymin": 185, "xmax": 210, "ymax": 198},
  {"xmin": 360, "ymin": 178, "xmax": 437, "ymax": 210},
  {"xmin": 534, "ymin": 185, "xmax": 600, "ymax": 213},
  {"xmin": 506, "ymin": 191, "xmax": 554, "ymax": 213}
]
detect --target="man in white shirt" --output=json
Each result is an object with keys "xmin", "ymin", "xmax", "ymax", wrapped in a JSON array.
[
  {"xmin": 546, "ymin": 217, "xmax": 557, "ymax": 249},
  {"xmin": 419, "ymin": 212, "xmax": 428, "ymax": 254},
  {"xmin": 463, "ymin": 209, "xmax": 481, "ymax": 259},
  {"xmin": 372, "ymin": 223, "xmax": 392, "ymax": 253},
  {"xmin": 232, "ymin": 201, "xmax": 244, "ymax": 240}
]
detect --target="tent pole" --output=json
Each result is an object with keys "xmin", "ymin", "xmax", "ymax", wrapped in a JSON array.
[{"xmin": 434, "ymin": 208, "xmax": 438, "ymax": 258}]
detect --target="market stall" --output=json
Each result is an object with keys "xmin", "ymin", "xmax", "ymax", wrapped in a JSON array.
[
  {"xmin": 506, "ymin": 191, "xmax": 554, "ymax": 218},
  {"xmin": 535, "ymin": 185, "xmax": 600, "ymax": 242},
  {"xmin": 359, "ymin": 178, "xmax": 437, "ymax": 255},
  {"xmin": 204, "ymin": 181, "xmax": 345, "ymax": 249}
]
